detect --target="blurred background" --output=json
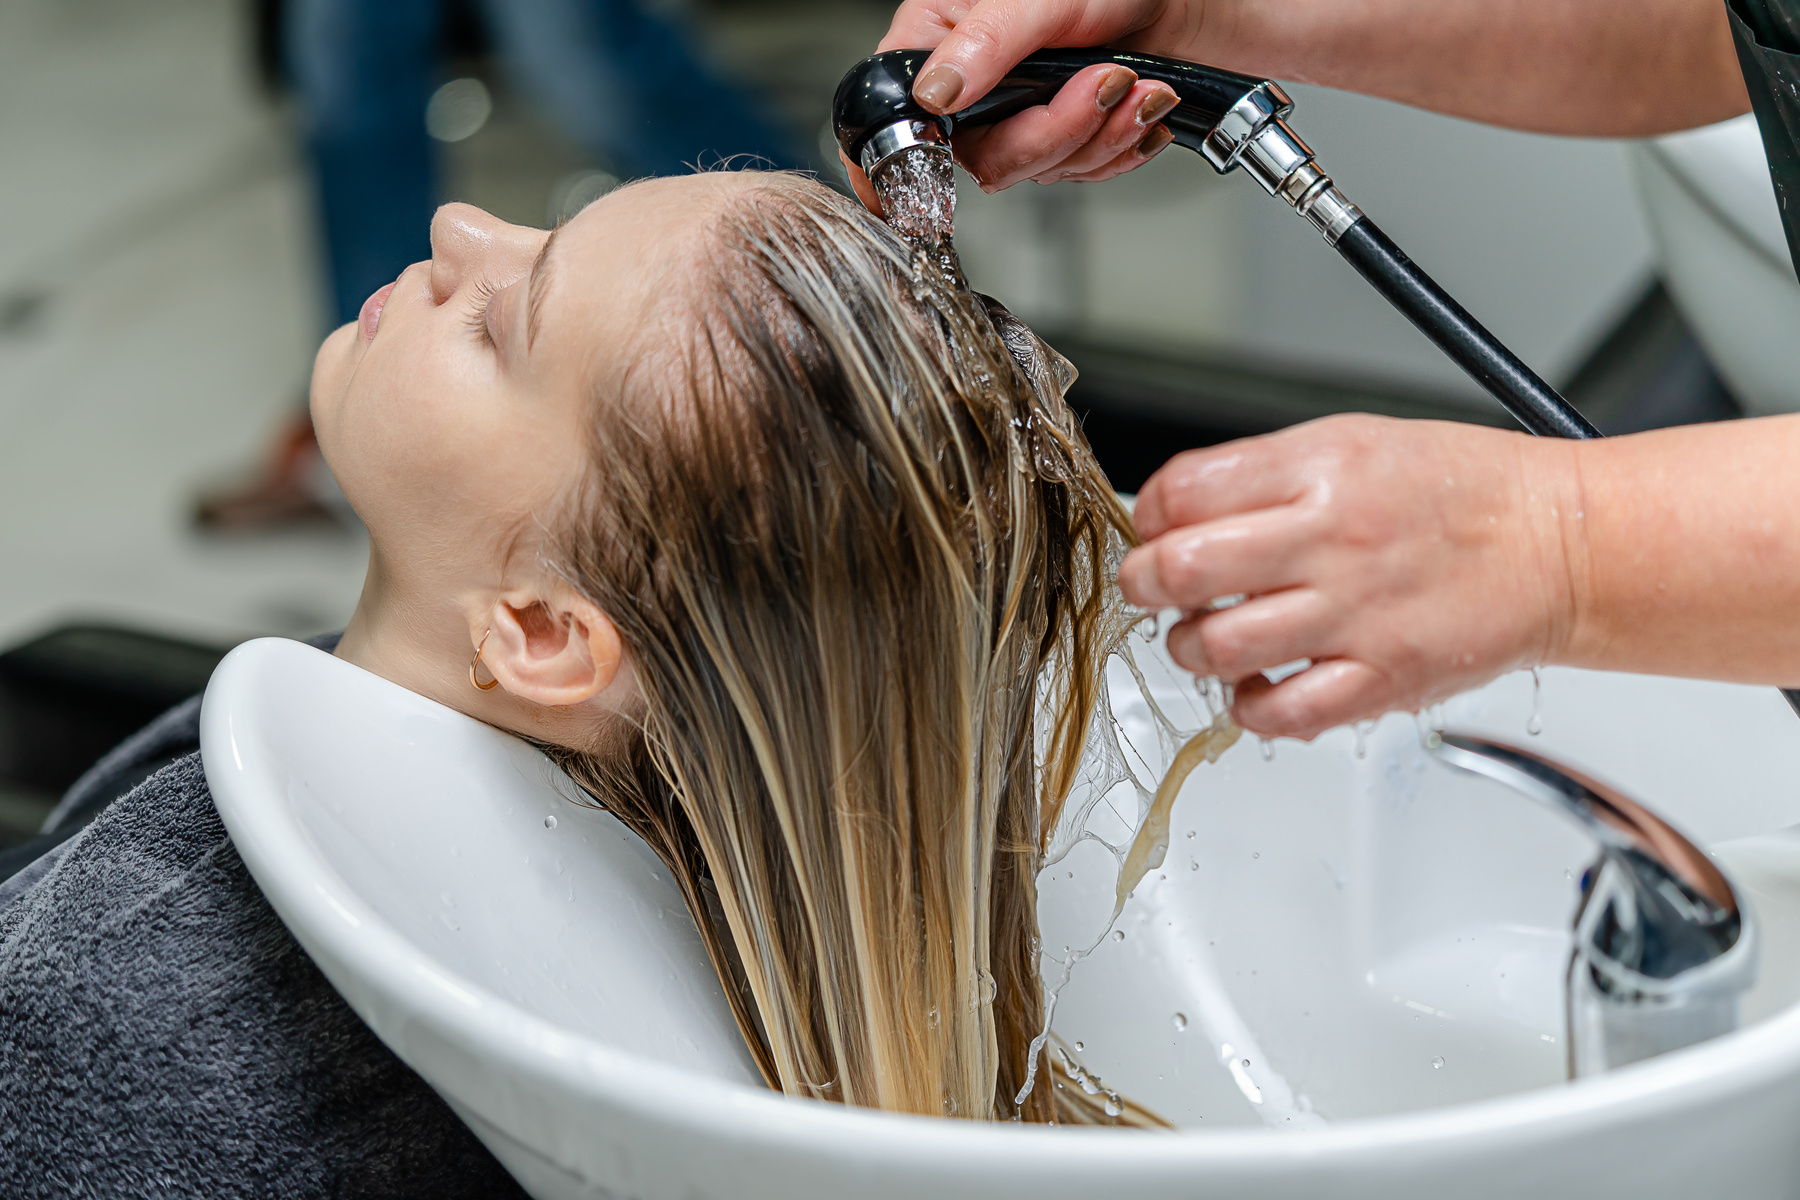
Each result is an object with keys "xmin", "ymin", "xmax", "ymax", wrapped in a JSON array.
[{"xmin": 0, "ymin": 0, "xmax": 1740, "ymax": 847}]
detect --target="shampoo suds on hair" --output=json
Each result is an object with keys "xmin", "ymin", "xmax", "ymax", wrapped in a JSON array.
[{"xmin": 1115, "ymin": 712, "xmax": 1240, "ymax": 909}]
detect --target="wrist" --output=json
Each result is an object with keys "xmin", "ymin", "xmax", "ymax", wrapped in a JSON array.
[
  {"xmin": 1183, "ymin": 0, "xmax": 1313, "ymax": 81},
  {"xmin": 1519, "ymin": 436, "xmax": 1591, "ymax": 670}
]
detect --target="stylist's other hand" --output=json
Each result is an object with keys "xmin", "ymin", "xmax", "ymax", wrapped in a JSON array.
[
  {"xmin": 863, "ymin": 0, "xmax": 1194, "ymax": 196},
  {"xmin": 1118, "ymin": 415, "xmax": 1583, "ymax": 740}
]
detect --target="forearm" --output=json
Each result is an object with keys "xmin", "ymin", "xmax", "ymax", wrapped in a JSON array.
[
  {"xmin": 1555, "ymin": 415, "xmax": 1800, "ymax": 684},
  {"xmin": 1175, "ymin": 0, "xmax": 1748, "ymax": 135}
]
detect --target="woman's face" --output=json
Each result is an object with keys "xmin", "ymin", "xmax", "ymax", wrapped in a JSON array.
[
  {"xmin": 309, "ymin": 173, "xmax": 745, "ymax": 729},
  {"xmin": 312, "ymin": 174, "xmax": 735, "ymax": 558}
]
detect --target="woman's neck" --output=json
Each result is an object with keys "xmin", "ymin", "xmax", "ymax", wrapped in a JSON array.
[
  {"xmin": 334, "ymin": 544, "xmax": 475, "ymax": 710},
  {"xmin": 333, "ymin": 540, "xmax": 636, "ymax": 755}
]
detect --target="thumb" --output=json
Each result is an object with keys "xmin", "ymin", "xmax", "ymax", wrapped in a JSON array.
[{"xmin": 895, "ymin": 0, "xmax": 1092, "ymax": 113}]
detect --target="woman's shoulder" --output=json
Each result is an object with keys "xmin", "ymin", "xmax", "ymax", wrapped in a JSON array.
[
  {"xmin": 0, "ymin": 751, "xmax": 525, "ymax": 1198},
  {"xmin": 0, "ymin": 748, "xmax": 218, "ymax": 938}
]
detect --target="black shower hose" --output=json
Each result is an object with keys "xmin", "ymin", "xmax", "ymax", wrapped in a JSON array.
[{"xmin": 1332, "ymin": 217, "xmax": 1800, "ymax": 716}]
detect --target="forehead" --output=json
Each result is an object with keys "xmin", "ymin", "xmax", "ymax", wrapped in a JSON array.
[{"xmin": 539, "ymin": 176, "xmax": 745, "ymax": 333}]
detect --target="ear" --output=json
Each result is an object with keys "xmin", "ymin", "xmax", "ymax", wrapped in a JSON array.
[{"xmin": 478, "ymin": 586, "xmax": 625, "ymax": 708}]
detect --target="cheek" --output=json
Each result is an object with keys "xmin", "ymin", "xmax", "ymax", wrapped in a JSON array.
[
  {"xmin": 308, "ymin": 323, "xmax": 358, "ymax": 448},
  {"xmin": 319, "ymin": 343, "xmax": 513, "ymax": 540}
]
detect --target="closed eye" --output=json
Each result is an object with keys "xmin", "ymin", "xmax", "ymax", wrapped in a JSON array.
[{"xmin": 464, "ymin": 279, "xmax": 499, "ymax": 347}]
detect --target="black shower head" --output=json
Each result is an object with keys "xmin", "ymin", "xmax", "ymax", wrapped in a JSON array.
[
  {"xmin": 830, "ymin": 47, "xmax": 1603, "ymax": 447},
  {"xmin": 831, "ymin": 50, "xmax": 949, "ymax": 178},
  {"xmin": 831, "ymin": 48, "xmax": 1275, "ymax": 179}
]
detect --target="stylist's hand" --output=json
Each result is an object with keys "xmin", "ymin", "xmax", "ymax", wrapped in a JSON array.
[
  {"xmin": 1118, "ymin": 415, "xmax": 1584, "ymax": 740},
  {"xmin": 845, "ymin": 0, "xmax": 1198, "ymax": 206}
]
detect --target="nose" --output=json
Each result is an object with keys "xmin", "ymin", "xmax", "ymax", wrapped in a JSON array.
[{"xmin": 427, "ymin": 203, "xmax": 543, "ymax": 303}]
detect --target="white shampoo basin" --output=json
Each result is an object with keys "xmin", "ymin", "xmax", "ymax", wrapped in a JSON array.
[{"xmin": 203, "ymin": 637, "xmax": 1800, "ymax": 1198}]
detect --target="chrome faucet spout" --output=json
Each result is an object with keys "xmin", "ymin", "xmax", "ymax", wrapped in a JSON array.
[{"xmin": 1429, "ymin": 733, "xmax": 1757, "ymax": 1076}]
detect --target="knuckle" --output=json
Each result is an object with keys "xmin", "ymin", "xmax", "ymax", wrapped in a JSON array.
[
  {"xmin": 1319, "ymin": 413, "xmax": 1397, "ymax": 471},
  {"xmin": 945, "ymin": 11, "xmax": 1008, "ymax": 61}
]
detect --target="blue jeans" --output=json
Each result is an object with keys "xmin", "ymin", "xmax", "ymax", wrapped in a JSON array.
[{"xmin": 288, "ymin": 0, "xmax": 801, "ymax": 325}]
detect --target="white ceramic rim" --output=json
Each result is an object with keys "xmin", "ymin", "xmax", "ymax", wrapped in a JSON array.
[{"xmin": 203, "ymin": 637, "xmax": 1800, "ymax": 1170}]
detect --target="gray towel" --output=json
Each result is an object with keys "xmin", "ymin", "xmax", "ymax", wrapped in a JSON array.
[{"xmin": 0, "ymin": 750, "xmax": 528, "ymax": 1198}]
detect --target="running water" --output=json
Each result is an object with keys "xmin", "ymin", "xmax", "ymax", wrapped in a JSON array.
[
  {"xmin": 871, "ymin": 146, "xmax": 958, "ymax": 262},
  {"xmin": 871, "ymin": 145, "xmax": 967, "ymax": 321}
]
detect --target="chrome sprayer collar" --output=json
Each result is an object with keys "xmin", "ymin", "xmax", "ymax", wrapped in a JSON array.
[
  {"xmin": 1201, "ymin": 82, "xmax": 1362, "ymax": 244},
  {"xmin": 859, "ymin": 118, "xmax": 950, "ymax": 180}
]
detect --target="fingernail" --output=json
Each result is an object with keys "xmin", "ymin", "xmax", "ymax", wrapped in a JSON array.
[
  {"xmin": 915, "ymin": 64, "xmax": 965, "ymax": 113},
  {"xmin": 1137, "ymin": 89, "xmax": 1178, "ymax": 125},
  {"xmin": 1119, "ymin": 549, "xmax": 1166, "ymax": 607},
  {"xmin": 1095, "ymin": 66, "xmax": 1134, "ymax": 111},
  {"xmin": 1136, "ymin": 124, "xmax": 1174, "ymax": 158}
]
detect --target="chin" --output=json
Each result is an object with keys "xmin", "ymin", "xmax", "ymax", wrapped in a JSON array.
[{"xmin": 308, "ymin": 324, "xmax": 359, "ymax": 443}]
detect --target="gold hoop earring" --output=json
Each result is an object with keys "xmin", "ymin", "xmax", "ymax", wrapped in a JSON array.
[{"xmin": 469, "ymin": 629, "xmax": 499, "ymax": 691}]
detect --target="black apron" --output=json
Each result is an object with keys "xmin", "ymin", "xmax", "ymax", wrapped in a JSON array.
[{"xmin": 1729, "ymin": 0, "xmax": 1800, "ymax": 275}]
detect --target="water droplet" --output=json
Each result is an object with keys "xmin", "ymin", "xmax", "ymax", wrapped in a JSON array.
[
  {"xmin": 1353, "ymin": 722, "xmax": 1370, "ymax": 759},
  {"xmin": 1564, "ymin": 868, "xmax": 1572, "ymax": 881},
  {"xmin": 1111, "ymin": 930, "xmax": 1125, "ymax": 942},
  {"xmin": 1526, "ymin": 667, "xmax": 1543, "ymax": 736},
  {"xmin": 1242, "ymin": 1058, "xmax": 1251, "ymax": 1068},
  {"xmin": 544, "ymin": 814, "xmax": 558, "ymax": 829},
  {"xmin": 1432, "ymin": 1056, "xmax": 1445, "ymax": 1069},
  {"xmin": 1186, "ymin": 830, "xmax": 1196, "ymax": 840},
  {"xmin": 1074, "ymin": 1040, "xmax": 1085, "ymax": 1052},
  {"xmin": 1104, "ymin": 1094, "xmax": 1123, "ymax": 1118},
  {"xmin": 1259, "ymin": 738, "xmax": 1275, "ymax": 762},
  {"xmin": 439, "ymin": 891, "xmax": 455, "ymax": 908},
  {"xmin": 1172, "ymin": 1012, "xmax": 1187, "ymax": 1031},
  {"xmin": 1252, "ymin": 851, "xmax": 1260, "ymax": 859},
  {"xmin": 927, "ymin": 1008, "xmax": 941, "ymax": 1028},
  {"xmin": 1189, "ymin": 859, "xmax": 1199, "ymax": 871}
]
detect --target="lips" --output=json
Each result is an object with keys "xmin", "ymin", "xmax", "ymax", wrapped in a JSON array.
[{"xmin": 359, "ymin": 281, "xmax": 398, "ymax": 342}]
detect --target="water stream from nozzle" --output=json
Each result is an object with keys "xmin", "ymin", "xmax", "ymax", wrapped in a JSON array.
[{"xmin": 870, "ymin": 146, "xmax": 961, "ymax": 283}]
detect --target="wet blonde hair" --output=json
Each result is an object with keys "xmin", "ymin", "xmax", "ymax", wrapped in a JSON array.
[{"xmin": 547, "ymin": 172, "xmax": 1141, "ymax": 1122}]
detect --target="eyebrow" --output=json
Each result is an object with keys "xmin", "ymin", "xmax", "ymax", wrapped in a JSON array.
[{"xmin": 526, "ymin": 222, "xmax": 565, "ymax": 351}]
